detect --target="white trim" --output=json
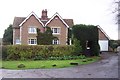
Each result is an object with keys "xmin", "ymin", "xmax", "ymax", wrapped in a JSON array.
[
  {"xmin": 19, "ymin": 11, "xmax": 44, "ymax": 27},
  {"xmin": 20, "ymin": 26, "xmax": 22, "ymax": 45},
  {"xmin": 13, "ymin": 29, "xmax": 15, "ymax": 45},
  {"xmin": 97, "ymin": 25, "xmax": 110, "ymax": 40},
  {"xmin": 45, "ymin": 12, "xmax": 69, "ymax": 28},
  {"xmin": 70, "ymin": 38, "xmax": 72, "ymax": 45},
  {"xmin": 66, "ymin": 28, "xmax": 68, "ymax": 45}
]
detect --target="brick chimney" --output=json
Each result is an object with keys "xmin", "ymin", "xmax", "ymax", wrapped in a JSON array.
[{"xmin": 41, "ymin": 9, "xmax": 48, "ymax": 20}]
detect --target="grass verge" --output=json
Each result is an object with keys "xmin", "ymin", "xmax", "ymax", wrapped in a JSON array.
[{"xmin": 1, "ymin": 56, "xmax": 100, "ymax": 69}]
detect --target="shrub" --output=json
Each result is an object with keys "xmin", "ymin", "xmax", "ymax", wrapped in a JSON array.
[
  {"xmin": 70, "ymin": 62, "xmax": 78, "ymax": 65},
  {"xmin": 18, "ymin": 64, "xmax": 25, "ymax": 68},
  {"xmin": 52, "ymin": 64, "xmax": 57, "ymax": 67},
  {"xmin": 72, "ymin": 24, "xmax": 99, "ymax": 56},
  {"xmin": 73, "ymin": 38, "xmax": 82, "ymax": 56},
  {"xmin": 87, "ymin": 58, "xmax": 93, "ymax": 61},
  {"xmin": 82, "ymin": 59, "xmax": 87, "ymax": 62},
  {"xmin": 2, "ymin": 46, "xmax": 7, "ymax": 60}
]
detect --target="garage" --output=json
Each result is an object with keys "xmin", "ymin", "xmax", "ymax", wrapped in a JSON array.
[
  {"xmin": 99, "ymin": 40, "xmax": 109, "ymax": 51},
  {"xmin": 97, "ymin": 25, "xmax": 110, "ymax": 52}
]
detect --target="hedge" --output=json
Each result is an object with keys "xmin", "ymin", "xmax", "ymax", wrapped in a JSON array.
[
  {"xmin": 72, "ymin": 24, "xmax": 100, "ymax": 56},
  {"xmin": 2, "ymin": 45, "xmax": 75, "ymax": 60}
]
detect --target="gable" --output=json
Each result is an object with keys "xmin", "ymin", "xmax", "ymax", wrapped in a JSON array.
[
  {"xmin": 21, "ymin": 15, "xmax": 43, "ymax": 27},
  {"xmin": 45, "ymin": 12, "xmax": 69, "ymax": 28},
  {"xmin": 98, "ymin": 25, "xmax": 110, "ymax": 40},
  {"xmin": 19, "ymin": 12, "xmax": 44, "ymax": 27}
]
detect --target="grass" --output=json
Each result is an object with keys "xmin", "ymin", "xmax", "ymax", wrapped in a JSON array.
[{"xmin": 1, "ymin": 56, "xmax": 100, "ymax": 69}]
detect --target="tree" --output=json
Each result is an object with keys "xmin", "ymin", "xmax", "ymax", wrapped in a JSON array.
[
  {"xmin": 37, "ymin": 26, "xmax": 57, "ymax": 45},
  {"xmin": 113, "ymin": 0, "xmax": 120, "ymax": 39},
  {"xmin": 72, "ymin": 24, "xmax": 100, "ymax": 56},
  {"xmin": 3, "ymin": 24, "xmax": 13, "ymax": 45},
  {"xmin": 109, "ymin": 40, "xmax": 119, "ymax": 52}
]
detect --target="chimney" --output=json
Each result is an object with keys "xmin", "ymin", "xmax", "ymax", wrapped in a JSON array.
[{"xmin": 41, "ymin": 9, "xmax": 48, "ymax": 20}]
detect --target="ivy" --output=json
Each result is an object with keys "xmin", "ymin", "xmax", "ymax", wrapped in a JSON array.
[{"xmin": 36, "ymin": 26, "xmax": 57, "ymax": 45}]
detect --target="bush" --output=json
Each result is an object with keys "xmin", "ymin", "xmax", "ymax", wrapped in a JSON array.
[
  {"xmin": 72, "ymin": 24, "xmax": 99, "ymax": 56},
  {"xmin": 2, "ymin": 45, "xmax": 75, "ymax": 60},
  {"xmin": 82, "ymin": 59, "xmax": 87, "ymax": 62},
  {"xmin": 70, "ymin": 62, "xmax": 78, "ymax": 65},
  {"xmin": 18, "ymin": 64, "xmax": 25, "ymax": 68},
  {"xmin": 2, "ymin": 46, "xmax": 8, "ymax": 60},
  {"xmin": 73, "ymin": 38, "xmax": 82, "ymax": 56}
]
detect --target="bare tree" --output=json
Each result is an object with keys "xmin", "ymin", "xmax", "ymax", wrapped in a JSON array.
[
  {"xmin": 118, "ymin": 1, "xmax": 120, "ymax": 39},
  {"xmin": 113, "ymin": 0, "xmax": 120, "ymax": 39}
]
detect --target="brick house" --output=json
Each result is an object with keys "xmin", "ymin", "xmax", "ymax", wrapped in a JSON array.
[
  {"xmin": 13, "ymin": 9, "xmax": 74, "ymax": 45},
  {"xmin": 12, "ymin": 10, "xmax": 110, "ymax": 51}
]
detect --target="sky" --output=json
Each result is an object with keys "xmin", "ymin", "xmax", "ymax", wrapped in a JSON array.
[{"xmin": 0, "ymin": 0, "xmax": 118, "ymax": 40}]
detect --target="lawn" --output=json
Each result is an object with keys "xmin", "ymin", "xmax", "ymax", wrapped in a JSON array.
[{"xmin": 1, "ymin": 56, "xmax": 100, "ymax": 69}]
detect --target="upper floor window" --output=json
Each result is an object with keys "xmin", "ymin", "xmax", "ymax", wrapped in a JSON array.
[
  {"xmin": 52, "ymin": 28, "xmax": 60, "ymax": 34},
  {"xmin": 28, "ymin": 27, "xmax": 37, "ymax": 34}
]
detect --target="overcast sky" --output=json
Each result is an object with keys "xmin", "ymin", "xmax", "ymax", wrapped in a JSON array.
[{"xmin": 0, "ymin": 0, "xmax": 118, "ymax": 40}]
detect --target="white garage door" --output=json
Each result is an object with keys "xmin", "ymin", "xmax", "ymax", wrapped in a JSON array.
[{"xmin": 99, "ymin": 40, "xmax": 108, "ymax": 51}]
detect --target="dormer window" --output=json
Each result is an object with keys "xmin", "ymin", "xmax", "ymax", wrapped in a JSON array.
[{"xmin": 28, "ymin": 27, "xmax": 37, "ymax": 34}]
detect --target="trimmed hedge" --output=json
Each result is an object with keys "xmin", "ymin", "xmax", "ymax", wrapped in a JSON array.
[
  {"xmin": 2, "ymin": 45, "xmax": 75, "ymax": 60},
  {"xmin": 72, "ymin": 24, "xmax": 100, "ymax": 56}
]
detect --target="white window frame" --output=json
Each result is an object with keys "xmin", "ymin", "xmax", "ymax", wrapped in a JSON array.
[
  {"xmin": 52, "ymin": 39, "xmax": 60, "ymax": 45},
  {"xmin": 51, "ymin": 27, "xmax": 60, "ymax": 34},
  {"xmin": 28, "ymin": 38, "xmax": 37, "ymax": 45},
  {"xmin": 28, "ymin": 27, "xmax": 37, "ymax": 34}
]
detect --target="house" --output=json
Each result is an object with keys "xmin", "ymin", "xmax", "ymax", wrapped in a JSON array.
[
  {"xmin": 13, "ymin": 9, "xmax": 74, "ymax": 45},
  {"xmin": 12, "ymin": 9, "xmax": 110, "ymax": 51}
]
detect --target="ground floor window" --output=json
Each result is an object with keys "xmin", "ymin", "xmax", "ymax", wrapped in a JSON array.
[
  {"xmin": 52, "ymin": 39, "xmax": 60, "ymax": 45},
  {"xmin": 28, "ymin": 39, "xmax": 37, "ymax": 45},
  {"xmin": 15, "ymin": 39, "xmax": 21, "ymax": 44}
]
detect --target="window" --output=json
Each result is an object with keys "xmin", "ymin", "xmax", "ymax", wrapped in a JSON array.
[
  {"xmin": 52, "ymin": 28, "xmax": 60, "ymax": 34},
  {"xmin": 16, "ymin": 39, "xmax": 21, "ymax": 44},
  {"xmin": 28, "ymin": 39, "xmax": 37, "ymax": 45},
  {"xmin": 28, "ymin": 27, "xmax": 37, "ymax": 34},
  {"xmin": 52, "ymin": 39, "xmax": 60, "ymax": 45}
]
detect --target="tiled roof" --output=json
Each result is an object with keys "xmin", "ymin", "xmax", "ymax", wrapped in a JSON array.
[
  {"xmin": 13, "ymin": 17, "xmax": 25, "ymax": 28},
  {"xmin": 13, "ymin": 17, "xmax": 74, "ymax": 28},
  {"xmin": 64, "ymin": 19, "xmax": 74, "ymax": 27}
]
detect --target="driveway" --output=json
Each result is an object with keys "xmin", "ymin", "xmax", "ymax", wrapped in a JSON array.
[{"xmin": 1, "ymin": 52, "xmax": 119, "ymax": 78}]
